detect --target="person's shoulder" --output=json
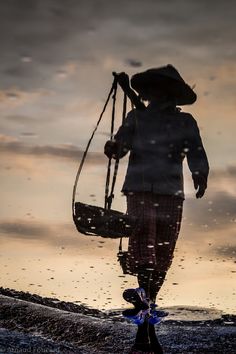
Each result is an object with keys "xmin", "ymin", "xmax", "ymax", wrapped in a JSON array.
[
  {"xmin": 126, "ymin": 108, "xmax": 144, "ymax": 121},
  {"xmin": 177, "ymin": 111, "xmax": 198, "ymax": 126},
  {"xmin": 126, "ymin": 108, "xmax": 136, "ymax": 117},
  {"xmin": 127, "ymin": 107, "xmax": 145, "ymax": 115},
  {"xmin": 125, "ymin": 109, "xmax": 136, "ymax": 121},
  {"xmin": 177, "ymin": 110, "xmax": 193, "ymax": 119}
]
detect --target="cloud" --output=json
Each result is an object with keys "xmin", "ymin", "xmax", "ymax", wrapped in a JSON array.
[
  {"xmin": 0, "ymin": 134, "xmax": 104, "ymax": 163},
  {"xmin": 214, "ymin": 244, "xmax": 236, "ymax": 259},
  {"xmin": 0, "ymin": 219, "xmax": 76, "ymax": 246},
  {"xmin": 0, "ymin": 89, "xmax": 42, "ymax": 107},
  {"xmin": 20, "ymin": 132, "xmax": 38, "ymax": 137},
  {"xmin": 0, "ymin": 0, "xmax": 235, "ymax": 92},
  {"xmin": 0, "ymin": 221, "xmax": 50, "ymax": 239},
  {"xmin": 207, "ymin": 166, "xmax": 236, "ymax": 196},
  {"xmin": 5, "ymin": 115, "xmax": 39, "ymax": 124},
  {"xmin": 210, "ymin": 165, "xmax": 236, "ymax": 179},
  {"xmin": 4, "ymin": 111, "xmax": 56, "ymax": 126},
  {"xmin": 0, "ymin": 219, "xmax": 117, "ymax": 251},
  {"xmin": 125, "ymin": 59, "xmax": 143, "ymax": 68},
  {"xmin": 184, "ymin": 191, "xmax": 236, "ymax": 231}
]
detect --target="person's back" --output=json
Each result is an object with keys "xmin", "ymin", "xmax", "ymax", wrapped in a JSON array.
[{"xmin": 115, "ymin": 103, "xmax": 209, "ymax": 199}]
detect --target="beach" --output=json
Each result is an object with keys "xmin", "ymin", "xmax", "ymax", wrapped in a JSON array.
[{"xmin": 0, "ymin": 287, "xmax": 235, "ymax": 354}]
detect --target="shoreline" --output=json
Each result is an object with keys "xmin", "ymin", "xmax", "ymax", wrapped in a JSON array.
[{"xmin": 0, "ymin": 287, "xmax": 235, "ymax": 353}]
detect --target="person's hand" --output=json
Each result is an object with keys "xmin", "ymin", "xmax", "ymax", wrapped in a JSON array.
[
  {"xmin": 193, "ymin": 174, "xmax": 207, "ymax": 198},
  {"xmin": 115, "ymin": 72, "xmax": 130, "ymax": 92},
  {"xmin": 104, "ymin": 140, "xmax": 118, "ymax": 159}
]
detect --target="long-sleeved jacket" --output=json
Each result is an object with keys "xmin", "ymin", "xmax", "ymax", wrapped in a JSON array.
[{"xmin": 114, "ymin": 102, "xmax": 209, "ymax": 199}]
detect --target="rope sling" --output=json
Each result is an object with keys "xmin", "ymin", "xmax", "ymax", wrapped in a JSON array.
[
  {"xmin": 72, "ymin": 73, "xmax": 165, "ymax": 283},
  {"xmin": 72, "ymin": 74, "xmax": 137, "ymax": 244}
]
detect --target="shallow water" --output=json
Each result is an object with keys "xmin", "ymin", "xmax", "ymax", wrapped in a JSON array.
[
  {"xmin": 0, "ymin": 219, "xmax": 235, "ymax": 315},
  {"xmin": 1, "ymin": 152, "xmax": 235, "ymax": 315}
]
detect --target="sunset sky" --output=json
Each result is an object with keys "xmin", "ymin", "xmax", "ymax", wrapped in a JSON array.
[{"xmin": 0, "ymin": 0, "xmax": 235, "ymax": 313}]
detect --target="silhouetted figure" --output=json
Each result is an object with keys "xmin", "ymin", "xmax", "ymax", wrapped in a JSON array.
[{"xmin": 105, "ymin": 65, "xmax": 209, "ymax": 353}]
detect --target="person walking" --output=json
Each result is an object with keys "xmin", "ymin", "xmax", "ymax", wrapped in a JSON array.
[{"xmin": 104, "ymin": 64, "xmax": 209, "ymax": 353}]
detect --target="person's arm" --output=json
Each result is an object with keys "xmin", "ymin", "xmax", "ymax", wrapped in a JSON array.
[
  {"xmin": 113, "ymin": 72, "xmax": 146, "ymax": 111},
  {"xmin": 185, "ymin": 116, "xmax": 209, "ymax": 198},
  {"xmin": 104, "ymin": 110, "xmax": 135, "ymax": 159}
]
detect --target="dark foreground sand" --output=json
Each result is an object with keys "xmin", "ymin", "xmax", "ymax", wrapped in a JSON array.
[{"xmin": 0, "ymin": 288, "xmax": 235, "ymax": 354}]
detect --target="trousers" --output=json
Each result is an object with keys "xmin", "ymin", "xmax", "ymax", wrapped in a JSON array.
[{"xmin": 126, "ymin": 192, "xmax": 183, "ymax": 301}]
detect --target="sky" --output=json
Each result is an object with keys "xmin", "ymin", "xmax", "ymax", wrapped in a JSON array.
[{"xmin": 0, "ymin": 0, "xmax": 235, "ymax": 313}]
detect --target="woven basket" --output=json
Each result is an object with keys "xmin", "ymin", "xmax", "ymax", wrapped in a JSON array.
[{"xmin": 73, "ymin": 202, "xmax": 136, "ymax": 238}]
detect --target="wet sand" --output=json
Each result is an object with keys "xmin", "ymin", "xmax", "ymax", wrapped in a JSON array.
[{"xmin": 0, "ymin": 287, "xmax": 235, "ymax": 353}]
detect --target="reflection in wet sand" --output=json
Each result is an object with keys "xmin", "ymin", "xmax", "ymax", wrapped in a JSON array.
[{"xmin": 98, "ymin": 66, "xmax": 208, "ymax": 352}]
